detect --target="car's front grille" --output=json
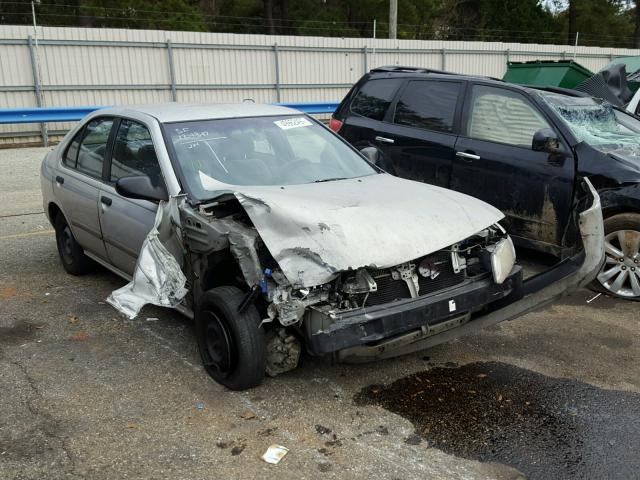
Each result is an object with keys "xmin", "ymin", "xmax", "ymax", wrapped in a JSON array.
[{"xmin": 364, "ymin": 251, "xmax": 465, "ymax": 307}]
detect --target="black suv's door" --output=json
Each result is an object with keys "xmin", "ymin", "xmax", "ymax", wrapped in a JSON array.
[
  {"xmin": 452, "ymin": 84, "xmax": 575, "ymax": 252},
  {"xmin": 337, "ymin": 77, "xmax": 404, "ymax": 173},
  {"xmin": 374, "ymin": 79, "xmax": 465, "ymax": 187}
]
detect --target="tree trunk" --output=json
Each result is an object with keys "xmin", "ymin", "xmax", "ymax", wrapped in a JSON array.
[
  {"xmin": 567, "ymin": 0, "xmax": 578, "ymax": 46},
  {"xmin": 634, "ymin": 3, "xmax": 640, "ymax": 49},
  {"xmin": 265, "ymin": 0, "xmax": 275, "ymax": 35},
  {"xmin": 278, "ymin": 0, "xmax": 288, "ymax": 35}
]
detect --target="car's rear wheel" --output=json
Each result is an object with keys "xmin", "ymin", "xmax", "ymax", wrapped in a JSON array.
[
  {"xmin": 54, "ymin": 213, "xmax": 93, "ymax": 275},
  {"xmin": 592, "ymin": 213, "xmax": 640, "ymax": 300},
  {"xmin": 195, "ymin": 286, "xmax": 266, "ymax": 390}
]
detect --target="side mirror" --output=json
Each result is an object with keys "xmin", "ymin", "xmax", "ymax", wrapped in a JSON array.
[
  {"xmin": 532, "ymin": 128, "xmax": 561, "ymax": 153},
  {"xmin": 360, "ymin": 146, "xmax": 381, "ymax": 165},
  {"xmin": 116, "ymin": 175, "xmax": 168, "ymax": 202}
]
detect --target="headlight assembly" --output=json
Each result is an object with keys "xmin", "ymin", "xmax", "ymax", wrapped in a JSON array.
[{"xmin": 487, "ymin": 236, "xmax": 516, "ymax": 284}]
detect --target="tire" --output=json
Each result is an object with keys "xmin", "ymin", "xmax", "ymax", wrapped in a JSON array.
[
  {"xmin": 590, "ymin": 213, "xmax": 640, "ymax": 300},
  {"xmin": 195, "ymin": 286, "xmax": 266, "ymax": 390},
  {"xmin": 54, "ymin": 213, "xmax": 93, "ymax": 275}
]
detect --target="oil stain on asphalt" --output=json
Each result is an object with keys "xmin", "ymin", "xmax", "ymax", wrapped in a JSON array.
[{"xmin": 355, "ymin": 362, "xmax": 640, "ymax": 479}]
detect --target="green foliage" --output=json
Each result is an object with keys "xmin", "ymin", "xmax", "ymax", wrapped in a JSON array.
[{"xmin": 0, "ymin": 0, "xmax": 638, "ymax": 47}]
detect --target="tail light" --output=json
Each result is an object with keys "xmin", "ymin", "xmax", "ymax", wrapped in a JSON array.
[{"xmin": 329, "ymin": 118, "xmax": 343, "ymax": 133}]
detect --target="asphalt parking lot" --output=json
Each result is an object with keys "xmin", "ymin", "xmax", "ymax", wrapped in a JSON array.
[{"xmin": 1, "ymin": 147, "xmax": 639, "ymax": 480}]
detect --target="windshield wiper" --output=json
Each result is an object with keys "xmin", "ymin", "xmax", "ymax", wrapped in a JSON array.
[{"xmin": 313, "ymin": 177, "xmax": 347, "ymax": 183}]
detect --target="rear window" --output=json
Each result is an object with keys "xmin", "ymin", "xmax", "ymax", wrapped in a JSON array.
[
  {"xmin": 394, "ymin": 81, "xmax": 461, "ymax": 133},
  {"xmin": 350, "ymin": 78, "xmax": 402, "ymax": 121}
]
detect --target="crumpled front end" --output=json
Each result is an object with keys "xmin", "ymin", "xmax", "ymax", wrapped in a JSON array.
[{"xmin": 263, "ymin": 224, "xmax": 516, "ymax": 330}]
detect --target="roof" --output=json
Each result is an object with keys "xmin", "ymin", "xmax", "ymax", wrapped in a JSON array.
[{"xmin": 96, "ymin": 103, "xmax": 301, "ymax": 123}]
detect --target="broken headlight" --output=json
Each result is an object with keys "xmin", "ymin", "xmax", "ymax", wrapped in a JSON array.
[{"xmin": 485, "ymin": 236, "xmax": 516, "ymax": 284}]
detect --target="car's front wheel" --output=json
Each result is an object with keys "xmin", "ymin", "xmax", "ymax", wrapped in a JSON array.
[
  {"xmin": 593, "ymin": 213, "xmax": 640, "ymax": 300},
  {"xmin": 54, "ymin": 213, "xmax": 93, "ymax": 275},
  {"xmin": 195, "ymin": 286, "xmax": 266, "ymax": 390}
]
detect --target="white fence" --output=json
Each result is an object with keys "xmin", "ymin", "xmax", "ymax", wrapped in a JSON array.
[{"xmin": 1, "ymin": 24, "xmax": 639, "ymax": 145}]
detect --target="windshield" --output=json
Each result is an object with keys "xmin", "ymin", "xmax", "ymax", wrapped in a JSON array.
[
  {"xmin": 164, "ymin": 115, "xmax": 376, "ymax": 200},
  {"xmin": 540, "ymin": 92, "xmax": 640, "ymax": 156}
]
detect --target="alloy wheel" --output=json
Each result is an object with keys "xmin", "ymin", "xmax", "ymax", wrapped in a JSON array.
[{"xmin": 597, "ymin": 229, "xmax": 640, "ymax": 298}]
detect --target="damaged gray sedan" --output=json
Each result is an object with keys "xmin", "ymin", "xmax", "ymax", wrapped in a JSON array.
[{"xmin": 41, "ymin": 104, "xmax": 605, "ymax": 390}]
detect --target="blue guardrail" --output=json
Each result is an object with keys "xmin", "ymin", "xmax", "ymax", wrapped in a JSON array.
[{"xmin": 0, "ymin": 102, "xmax": 339, "ymax": 125}]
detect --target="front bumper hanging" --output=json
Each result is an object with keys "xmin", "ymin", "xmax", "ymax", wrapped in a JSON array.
[{"xmin": 313, "ymin": 178, "xmax": 605, "ymax": 362}]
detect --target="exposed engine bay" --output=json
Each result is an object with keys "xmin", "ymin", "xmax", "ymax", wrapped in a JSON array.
[{"xmin": 181, "ymin": 194, "xmax": 514, "ymax": 332}]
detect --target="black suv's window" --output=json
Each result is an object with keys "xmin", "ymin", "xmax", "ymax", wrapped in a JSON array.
[
  {"xmin": 350, "ymin": 78, "xmax": 402, "ymax": 121},
  {"xmin": 394, "ymin": 80, "xmax": 461, "ymax": 133},
  {"xmin": 75, "ymin": 118, "xmax": 114, "ymax": 178},
  {"xmin": 467, "ymin": 85, "xmax": 551, "ymax": 147},
  {"xmin": 110, "ymin": 119, "xmax": 161, "ymax": 182}
]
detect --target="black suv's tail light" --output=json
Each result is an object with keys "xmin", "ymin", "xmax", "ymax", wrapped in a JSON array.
[{"xmin": 329, "ymin": 118, "xmax": 343, "ymax": 133}]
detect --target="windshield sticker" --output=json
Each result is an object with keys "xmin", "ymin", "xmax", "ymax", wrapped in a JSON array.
[{"xmin": 274, "ymin": 117, "xmax": 313, "ymax": 130}]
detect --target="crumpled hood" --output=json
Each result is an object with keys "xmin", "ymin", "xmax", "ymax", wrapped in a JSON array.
[{"xmin": 233, "ymin": 173, "xmax": 504, "ymax": 287}]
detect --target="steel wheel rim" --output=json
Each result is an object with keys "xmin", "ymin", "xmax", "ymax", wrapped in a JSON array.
[
  {"xmin": 59, "ymin": 225, "xmax": 74, "ymax": 264},
  {"xmin": 597, "ymin": 229, "xmax": 640, "ymax": 298},
  {"xmin": 202, "ymin": 310, "xmax": 235, "ymax": 376}
]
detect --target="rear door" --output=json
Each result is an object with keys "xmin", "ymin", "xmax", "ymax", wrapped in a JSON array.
[
  {"xmin": 451, "ymin": 84, "xmax": 575, "ymax": 250},
  {"xmin": 374, "ymin": 79, "xmax": 464, "ymax": 187},
  {"xmin": 54, "ymin": 117, "xmax": 115, "ymax": 260},
  {"xmin": 98, "ymin": 118, "xmax": 162, "ymax": 276}
]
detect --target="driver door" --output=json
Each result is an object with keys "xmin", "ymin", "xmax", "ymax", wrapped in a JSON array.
[{"xmin": 451, "ymin": 84, "xmax": 575, "ymax": 251}]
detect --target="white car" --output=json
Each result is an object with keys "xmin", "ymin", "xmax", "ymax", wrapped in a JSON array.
[{"xmin": 40, "ymin": 103, "xmax": 604, "ymax": 390}]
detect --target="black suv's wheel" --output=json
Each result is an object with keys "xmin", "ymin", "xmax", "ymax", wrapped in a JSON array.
[
  {"xmin": 195, "ymin": 286, "xmax": 266, "ymax": 390},
  {"xmin": 54, "ymin": 213, "xmax": 93, "ymax": 275},
  {"xmin": 591, "ymin": 213, "xmax": 640, "ymax": 300}
]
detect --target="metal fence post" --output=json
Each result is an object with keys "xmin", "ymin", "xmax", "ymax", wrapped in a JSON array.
[
  {"xmin": 441, "ymin": 48, "xmax": 446, "ymax": 71},
  {"xmin": 273, "ymin": 43, "xmax": 281, "ymax": 102},
  {"xmin": 363, "ymin": 45, "xmax": 368, "ymax": 74},
  {"xmin": 166, "ymin": 39, "xmax": 177, "ymax": 102},
  {"xmin": 27, "ymin": 35, "xmax": 48, "ymax": 147}
]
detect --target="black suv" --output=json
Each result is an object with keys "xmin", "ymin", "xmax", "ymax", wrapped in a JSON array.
[{"xmin": 331, "ymin": 66, "xmax": 640, "ymax": 300}]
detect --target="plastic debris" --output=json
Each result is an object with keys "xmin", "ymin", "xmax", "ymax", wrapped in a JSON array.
[
  {"xmin": 196, "ymin": 402, "xmax": 205, "ymax": 410},
  {"xmin": 586, "ymin": 292, "xmax": 601, "ymax": 304},
  {"xmin": 262, "ymin": 444, "xmax": 289, "ymax": 464},
  {"xmin": 146, "ymin": 317, "xmax": 160, "ymax": 322}
]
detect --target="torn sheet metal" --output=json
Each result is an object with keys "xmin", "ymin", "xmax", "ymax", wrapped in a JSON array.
[
  {"xmin": 235, "ymin": 174, "xmax": 504, "ymax": 288},
  {"xmin": 107, "ymin": 196, "xmax": 188, "ymax": 319},
  {"xmin": 218, "ymin": 218, "xmax": 263, "ymax": 287}
]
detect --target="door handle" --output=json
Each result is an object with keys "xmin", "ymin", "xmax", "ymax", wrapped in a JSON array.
[
  {"xmin": 456, "ymin": 151, "xmax": 481, "ymax": 161},
  {"xmin": 375, "ymin": 135, "xmax": 395, "ymax": 144},
  {"xmin": 55, "ymin": 175, "xmax": 64, "ymax": 184},
  {"xmin": 100, "ymin": 196, "xmax": 112, "ymax": 207}
]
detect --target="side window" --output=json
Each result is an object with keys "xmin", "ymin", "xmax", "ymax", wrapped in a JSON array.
[
  {"xmin": 76, "ymin": 118, "xmax": 114, "ymax": 178},
  {"xmin": 63, "ymin": 130, "xmax": 82, "ymax": 168},
  {"xmin": 350, "ymin": 79, "xmax": 403, "ymax": 121},
  {"xmin": 394, "ymin": 81, "xmax": 461, "ymax": 133},
  {"xmin": 110, "ymin": 119, "xmax": 161, "ymax": 182},
  {"xmin": 467, "ymin": 86, "xmax": 551, "ymax": 147}
]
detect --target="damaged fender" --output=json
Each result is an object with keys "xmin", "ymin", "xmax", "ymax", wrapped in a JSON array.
[{"xmin": 107, "ymin": 196, "xmax": 188, "ymax": 319}]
